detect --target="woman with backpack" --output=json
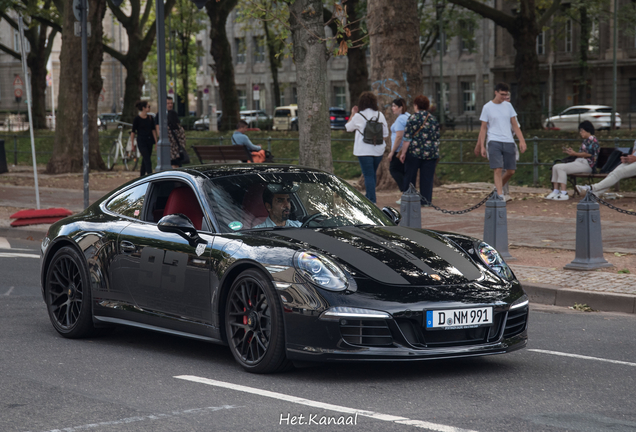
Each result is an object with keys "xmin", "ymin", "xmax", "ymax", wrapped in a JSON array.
[
  {"xmin": 545, "ymin": 120, "xmax": 599, "ymax": 201},
  {"xmin": 399, "ymin": 95, "xmax": 440, "ymax": 206},
  {"xmin": 345, "ymin": 91, "xmax": 389, "ymax": 203}
]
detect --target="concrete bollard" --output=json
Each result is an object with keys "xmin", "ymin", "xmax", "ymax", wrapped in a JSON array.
[
  {"xmin": 483, "ymin": 194, "xmax": 513, "ymax": 260},
  {"xmin": 399, "ymin": 183, "xmax": 421, "ymax": 229},
  {"xmin": 564, "ymin": 192, "xmax": 613, "ymax": 271}
]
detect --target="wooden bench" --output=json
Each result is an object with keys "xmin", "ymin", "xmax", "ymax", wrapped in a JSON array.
[
  {"xmin": 559, "ymin": 147, "xmax": 636, "ymax": 196},
  {"xmin": 191, "ymin": 145, "xmax": 253, "ymax": 164}
]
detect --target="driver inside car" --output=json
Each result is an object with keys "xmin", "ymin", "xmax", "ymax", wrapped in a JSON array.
[{"xmin": 253, "ymin": 183, "xmax": 302, "ymax": 228}]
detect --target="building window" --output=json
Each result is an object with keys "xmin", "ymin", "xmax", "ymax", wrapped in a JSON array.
[
  {"xmin": 460, "ymin": 22, "xmax": 476, "ymax": 52},
  {"xmin": 334, "ymin": 86, "xmax": 346, "ymax": 108},
  {"xmin": 13, "ymin": 30, "xmax": 31, "ymax": 53},
  {"xmin": 238, "ymin": 89, "xmax": 247, "ymax": 110},
  {"xmin": 630, "ymin": 79, "xmax": 636, "ymax": 112},
  {"xmin": 235, "ymin": 38, "xmax": 246, "ymax": 64},
  {"xmin": 461, "ymin": 82, "xmax": 476, "ymax": 112},
  {"xmin": 142, "ymin": 83, "xmax": 152, "ymax": 99},
  {"xmin": 565, "ymin": 19, "xmax": 572, "ymax": 53},
  {"xmin": 435, "ymin": 82, "xmax": 450, "ymax": 112},
  {"xmin": 292, "ymin": 87, "xmax": 298, "ymax": 104},
  {"xmin": 536, "ymin": 30, "xmax": 545, "ymax": 55},
  {"xmin": 280, "ymin": 91, "xmax": 285, "ymax": 106},
  {"xmin": 589, "ymin": 21, "xmax": 599, "ymax": 53},
  {"xmin": 435, "ymin": 36, "xmax": 446, "ymax": 55},
  {"xmin": 253, "ymin": 37, "xmax": 265, "ymax": 63}
]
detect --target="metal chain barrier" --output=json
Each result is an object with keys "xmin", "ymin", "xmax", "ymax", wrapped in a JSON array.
[
  {"xmin": 591, "ymin": 194, "xmax": 636, "ymax": 216},
  {"xmin": 413, "ymin": 189, "xmax": 496, "ymax": 215}
]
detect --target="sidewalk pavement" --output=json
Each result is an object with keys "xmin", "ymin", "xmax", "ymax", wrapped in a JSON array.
[{"xmin": 2, "ymin": 176, "xmax": 636, "ymax": 315}]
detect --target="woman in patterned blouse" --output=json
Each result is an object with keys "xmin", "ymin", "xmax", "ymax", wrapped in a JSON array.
[
  {"xmin": 398, "ymin": 95, "xmax": 440, "ymax": 206},
  {"xmin": 546, "ymin": 120, "xmax": 600, "ymax": 201}
]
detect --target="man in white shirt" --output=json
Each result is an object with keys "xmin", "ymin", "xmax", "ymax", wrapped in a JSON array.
[
  {"xmin": 475, "ymin": 83, "xmax": 527, "ymax": 199},
  {"xmin": 577, "ymin": 145, "xmax": 636, "ymax": 196},
  {"xmin": 253, "ymin": 183, "xmax": 302, "ymax": 228}
]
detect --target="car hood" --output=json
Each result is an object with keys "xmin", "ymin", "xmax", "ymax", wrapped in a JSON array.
[{"xmin": 263, "ymin": 225, "xmax": 485, "ymax": 286}]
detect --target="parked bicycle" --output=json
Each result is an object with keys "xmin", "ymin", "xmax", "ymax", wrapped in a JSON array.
[{"xmin": 107, "ymin": 122, "xmax": 139, "ymax": 171}]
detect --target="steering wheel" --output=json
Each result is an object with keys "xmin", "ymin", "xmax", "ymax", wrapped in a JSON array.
[{"xmin": 301, "ymin": 212, "xmax": 325, "ymax": 228}]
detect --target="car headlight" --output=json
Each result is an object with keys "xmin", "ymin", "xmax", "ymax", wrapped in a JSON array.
[
  {"xmin": 476, "ymin": 242, "xmax": 514, "ymax": 281},
  {"xmin": 294, "ymin": 251, "xmax": 348, "ymax": 291},
  {"xmin": 510, "ymin": 294, "xmax": 529, "ymax": 310}
]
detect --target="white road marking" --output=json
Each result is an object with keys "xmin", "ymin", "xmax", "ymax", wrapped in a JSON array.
[
  {"xmin": 175, "ymin": 375, "xmax": 477, "ymax": 432},
  {"xmin": 42, "ymin": 405, "xmax": 240, "ymax": 432},
  {"xmin": 529, "ymin": 349, "xmax": 636, "ymax": 367},
  {"xmin": 0, "ymin": 237, "xmax": 10, "ymax": 249},
  {"xmin": 0, "ymin": 252, "xmax": 40, "ymax": 259},
  {"xmin": 3, "ymin": 287, "xmax": 14, "ymax": 296}
]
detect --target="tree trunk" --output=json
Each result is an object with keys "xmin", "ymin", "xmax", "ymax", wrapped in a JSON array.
[
  {"xmin": 345, "ymin": 0, "xmax": 369, "ymax": 109},
  {"xmin": 47, "ymin": 0, "xmax": 106, "ymax": 173},
  {"xmin": 290, "ymin": 0, "xmax": 333, "ymax": 173},
  {"xmin": 578, "ymin": 7, "xmax": 591, "ymax": 104},
  {"xmin": 510, "ymin": 3, "xmax": 541, "ymax": 130},
  {"xmin": 206, "ymin": 0, "xmax": 240, "ymax": 131},
  {"xmin": 366, "ymin": 0, "xmax": 423, "ymax": 191},
  {"xmin": 27, "ymin": 23, "xmax": 56, "ymax": 130},
  {"xmin": 263, "ymin": 19, "xmax": 281, "ymax": 108}
]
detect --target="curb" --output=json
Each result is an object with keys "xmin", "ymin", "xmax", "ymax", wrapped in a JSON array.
[
  {"xmin": 523, "ymin": 282, "xmax": 636, "ymax": 315},
  {"xmin": 0, "ymin": 225, "xmax": 48, "ymax": 241}
]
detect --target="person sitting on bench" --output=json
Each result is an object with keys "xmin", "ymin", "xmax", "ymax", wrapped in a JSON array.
[
  {"xmin": 577, "ymin": 144, "xmax": 636, "ymax": 197},
  {"xmin": 232, "ymin": 120, "xmax": 266, "ymax": 163},
  {"xmin": 545, "ymin": 120, "xmax": 599, "ymax": 201}
]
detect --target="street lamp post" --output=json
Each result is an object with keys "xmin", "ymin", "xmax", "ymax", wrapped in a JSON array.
[
  {"xmin": 436, "ymin": 0, "xmax": 445, "ymax": 127},
  {"xmin": 155, "ymin": 0, "xmax": 170, "ymax": 172}
]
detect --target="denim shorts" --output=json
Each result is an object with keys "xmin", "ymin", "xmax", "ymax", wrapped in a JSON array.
[{"xmin": 488, "ymin": 141, "xmax": 516, "ymax": 170}]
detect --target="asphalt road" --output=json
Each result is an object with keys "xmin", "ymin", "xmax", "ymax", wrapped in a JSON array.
[{"xmin": 1, "ymin": 236, "xmax": 636, "ymax": 432}]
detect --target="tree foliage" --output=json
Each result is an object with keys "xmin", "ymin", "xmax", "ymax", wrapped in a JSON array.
[{"xmin": 104, "ymin": 0, "xmax": 176, "ymax": 123}]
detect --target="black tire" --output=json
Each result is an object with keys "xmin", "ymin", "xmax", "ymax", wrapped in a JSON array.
[
  {"xmin": 44, "ymin": 246, "xmax": 95, "ymax": 338},
  {"xmin": 546, "ymin": 121, "xmax": 555, "ymax": 129},
  {"xmin": 107, "ymin": 142, "xmax": 117, "ymax": 170},
  {"xmin": 225, "ymin": 269, "xmax": 291, "ymax": 373}
]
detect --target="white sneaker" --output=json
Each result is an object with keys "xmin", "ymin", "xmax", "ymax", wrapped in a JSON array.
[
  {"xmin": 554, "ymin": 192, "xmax": 569, "ymax": 201},
  {"xmin": 576, "ymin": 185, "xmax": 593, "ymax": 196},
  {"xmin": 544, "ymin": 191, "xmax": 559, "ymax": 200},
  {"xmin": 395, "ymin": 199, "xmax": 401, "ymax": 205},
  {"xmin": 504, "ymin": 194, "xmax": 512, "ymax": 202}
]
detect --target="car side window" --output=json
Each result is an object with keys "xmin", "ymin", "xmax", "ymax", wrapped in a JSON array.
[{"xmin": 106, "ymin": 183, "xmax": 149, "ymax": 219}]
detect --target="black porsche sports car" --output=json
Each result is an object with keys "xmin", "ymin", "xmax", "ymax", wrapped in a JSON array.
[{"xmin": 40, "ymin": 164, "xmax": 528, "ymax": 373}]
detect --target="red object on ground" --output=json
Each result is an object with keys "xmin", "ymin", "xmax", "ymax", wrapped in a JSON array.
[{"xmin": 9, "ymin": 208, "xmax": 73, "ymax": 227}]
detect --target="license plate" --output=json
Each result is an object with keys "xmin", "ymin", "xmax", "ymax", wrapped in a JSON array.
[
  {"xmin": 337, "ymin": 117, "xmax": 344, "ymax": 120},
  {"xmin": 426, "ymin": 307, "xmax": 493, "ymax": 330}
]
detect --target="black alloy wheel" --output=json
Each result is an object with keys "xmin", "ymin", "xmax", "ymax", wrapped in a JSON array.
[
  {"xmin": 45, "ymin": 246, "xmax": 95, "ymax": 338},
  {"xmin": 225, "ymin": 269, "xmax": 290, "ymax": 373}
]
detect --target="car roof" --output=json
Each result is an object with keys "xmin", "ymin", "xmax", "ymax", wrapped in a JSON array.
[
  {"xmin": 566, "ymin": 105, "xmax": 612, "ymax": 110},
  {"xmin": 180, "ymin": 163, "xmax": 329, "ymax": 180}
]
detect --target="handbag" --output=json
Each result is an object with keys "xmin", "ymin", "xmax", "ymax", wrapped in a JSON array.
[{"xmin": 179, "ymin": 147, "xmax": 191, "ymax": 165}]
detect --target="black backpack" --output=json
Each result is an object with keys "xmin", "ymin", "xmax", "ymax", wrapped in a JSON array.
[
  {"xmin": 599, "ymin": 149, "xmax": 623, "ymax": 174},
  {"xmin": 359, "ymin": 113, "xmax": 384, "ymax": 145}
]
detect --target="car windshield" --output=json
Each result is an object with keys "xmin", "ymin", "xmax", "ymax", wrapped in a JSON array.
[
  {"xmin": 203, "ymin": 172, "xmax": 393, "ymax": 233},
  {"xmin": 275, "ymin": 110, "xmax": 290, "ymax": 117}
]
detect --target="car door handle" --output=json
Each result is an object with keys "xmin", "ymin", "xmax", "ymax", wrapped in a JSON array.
[{"xmin": 120, "ymin": 241, "xmax": 136, "ymax": 253}]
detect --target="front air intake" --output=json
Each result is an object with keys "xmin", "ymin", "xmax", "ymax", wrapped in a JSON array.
[{"xmin": 340, "ymin": 319, "xmax": 393, "ymax": 346}]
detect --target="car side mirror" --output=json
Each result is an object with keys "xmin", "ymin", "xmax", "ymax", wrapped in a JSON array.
[
  {"xmin": 158, "ymin": 213, "xmax": 206, "ymax": 247},
  {"xmin": 382, "ymin": 206, "xmax": 401, "ymax": 225}
]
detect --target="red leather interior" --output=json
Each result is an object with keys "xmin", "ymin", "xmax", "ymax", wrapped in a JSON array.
[
  {"xmin": 163, "ymin": 186, "xmax": 203, "ymax": 230},
  {"xmin": 242, "ymin": 184, "xmax": 268, "ymax": 228}
]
